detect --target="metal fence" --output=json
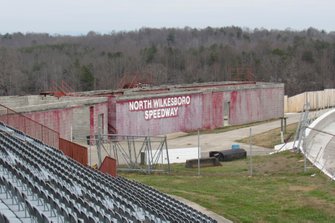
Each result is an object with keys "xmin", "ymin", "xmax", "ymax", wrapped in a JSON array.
[
  {"xmin": 0, "ymin": 104, "xmax": 59, "ymax": 148},
  {"xmin": 88, "ymin": 134, "xmax": 170, "ymax": 173}
]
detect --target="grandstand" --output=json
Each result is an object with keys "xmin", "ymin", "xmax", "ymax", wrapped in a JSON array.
[{"xmin": 0, "ymin": 122, "xmax": 216, "ymax": 223}]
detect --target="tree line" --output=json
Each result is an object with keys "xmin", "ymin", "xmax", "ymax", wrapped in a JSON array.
[{"xmin": 0, "ymin": 27, "xmax": 335, "ymax": 96}]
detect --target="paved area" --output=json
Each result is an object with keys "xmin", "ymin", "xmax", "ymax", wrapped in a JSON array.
[
  {"xmin": 85, "ymin": 110, "xmax": 330, "ymax": 165},
  {"xmin": 167, "ymin": 113, "xmax": 299, "ymax": 156},
  {"xmin": 168, "ymin": 110, "xmax": 329, "ymax": 157}
]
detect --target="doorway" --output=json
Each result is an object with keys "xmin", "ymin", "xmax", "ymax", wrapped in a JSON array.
[
  {"xmin": 98, "ymin": 113, "xmax": 104, "ymax": 135},
  {"xmin": 223, "ymin": 101, "xmax": 230, "ymax": 126}
]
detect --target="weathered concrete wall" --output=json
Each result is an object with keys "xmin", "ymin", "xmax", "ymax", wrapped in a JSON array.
[
  {"xmin": 0, "ymin": 95, "xmax": 107, "ymax": 113},
  {"xmin": 1, "ymin": 82, "xmax": 283, "ymax": 139},
  {"xmin": 24, "ymin": 102, "xmax": 108, "ymax": 142},
  {"xmin": 201, "ymin": 91, "xmax": 225, "ymax": 129},
  {"xmin": 107, "ymin": 95, "xmax": 117, "ymax": 133},
  {"xmin": 73, "ymin": 102, "xmax": 108, "ymax": 142},
  {"xmin": 115, "ymin": 85, "xmax": 284, "ymax": 136},
  {"xmin": 116, "ymin": 93, "xmax": 202, "ymax": 136},
  {"xmin": 0, "ymin": 95, "xmax": 59, "ymax": 108},
  {"xmin": 285, "ymin": 89, "xmax": 335, "ymax": 113},
  {"xmin": 91, "ymin": 102, "xmax": 109, "ymax": 137},
  {"xmin": 73, "ymin": 106, "xmax": 90, "ymax": 141},
  {"xmin": 230, "ymin": 87, "xmax": 284, "ymax": 125},
  {"xmin": 24, "ymin": 108, "xmax": 73, "ymax": 140},
  {"xmin": 0, "ymin": 94, "xmax": 109, "ymax": 142}
]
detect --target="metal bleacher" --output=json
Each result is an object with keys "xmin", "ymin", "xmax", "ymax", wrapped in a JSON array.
[{"xmin": 0, "ymin": 122, "xmax": 217, "ymax": 223}]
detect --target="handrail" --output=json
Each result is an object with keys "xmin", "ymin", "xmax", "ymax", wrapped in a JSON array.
[{"xmin": 0, "ymin": 104, "xmax": 60, "ymax": 149}]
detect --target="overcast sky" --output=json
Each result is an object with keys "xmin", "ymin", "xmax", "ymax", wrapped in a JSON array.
[{"xmin": 1, "ymin": 0, "xmax": 334, "ymax": 35}]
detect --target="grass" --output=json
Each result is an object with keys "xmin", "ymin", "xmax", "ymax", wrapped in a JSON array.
[
  {"xmin": 236, "ymin": 123, "xmax": 298, "ymax": 148},
  {"xmin": 121, "ymin": 152, "xmax": 335, "ymax": 223}
]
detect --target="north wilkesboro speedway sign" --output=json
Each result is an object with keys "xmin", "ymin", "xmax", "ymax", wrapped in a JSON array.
[{"xmin": 128, "ymin": 96, "xmax": 191, "ymax": 120}]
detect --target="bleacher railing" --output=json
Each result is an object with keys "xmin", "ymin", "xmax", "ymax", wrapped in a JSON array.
[
  {"xmin": 0, "ymin": 104, "xmax": 60, "ymax": 149},
  {"xmin": 59, "ymin": 138, "xmax": 88, "ymax": 165}
]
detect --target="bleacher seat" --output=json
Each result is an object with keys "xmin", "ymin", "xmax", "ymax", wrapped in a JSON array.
[{"xmin": 0, "ymin": 122, "xmax": 217, "ymax": 223}]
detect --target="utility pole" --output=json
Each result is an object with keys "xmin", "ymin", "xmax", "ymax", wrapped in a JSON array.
[
  {"xmin": 249, "ymin": 128, "xmax": 253, "ymax": 177},
  {"xmin": 198, "ymin": 129, "xmax": 201, "ymax": 176}
]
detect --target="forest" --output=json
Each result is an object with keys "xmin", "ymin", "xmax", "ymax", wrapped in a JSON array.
[{"xmin": 0, "ymin": 26, "xmax": 335, "ymax": 96}]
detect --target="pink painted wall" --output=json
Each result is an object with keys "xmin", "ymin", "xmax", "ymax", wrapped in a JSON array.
[
  {"xmin": 116, "ymin": 94, "xmax": 203, "ymax": 136},
  {"xmin": 107, "ymin": 95, "xmax": 117, "ymax": 133},
  {"xmin": 23, "ymin": 102, "xmax": 109, "ymax": 142},
  {"xmin": 90, "ymin": 102, "xmax": 108, "ymax": 137},
  {"xmin": 229, "ymin": 88, "xmax": 284, "ymax": 125},
  {"xmin": 24, "ymin": 108, "xmax": 73, "ymax": 140},
  {"xmin": 114, "ymin": 86, "xmax": 284, "ymax": 136},
  {"xmin": 210, "ymin": 92, "xmax": 224, "ymax": 129}
]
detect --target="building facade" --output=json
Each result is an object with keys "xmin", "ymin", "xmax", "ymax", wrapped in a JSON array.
[
  {"xmin": 105, "ymin": 81, "xmax": 284, "ymax": 136},
  {"xmin": 0, "ymin": 81, "xmax": 284, "ymax": 140},
  {"xmin": 0, "ymin": 95, "xmax": 108, "ymax": 142}
]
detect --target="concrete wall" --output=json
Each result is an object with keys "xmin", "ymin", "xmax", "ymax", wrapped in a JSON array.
[
  {"xmin": 0, "ymin": 82, "xmax": 283, "ymax": 139},
  {"xmin": 23, "ymin": 101, "xmax": 108, "ymax": 142},
  {"xmin": 284, "ymin": 89, "xmax": 335, "ymax": 113},
  {"xmin": 230, "ymin": 87, "xmax": 284, "ymax": 125},
  {"xmin": 0, "ymin": 95, "xmax": 109, "ymax": 142},
  {"xmin": 90, "ymin": 102, "xmax": 108, "ymax": 138},
  {"xmin": 72, "ymin": 102, "xmax": 108, "ymax": 142},
  {"xmin": 0, "ymin": 95, "xmax": 107, "ymax": 113},
  {"xmin": 0, "ymin": 95, "xmax": 58, "ymax": 108},
  {"xmin": 107, "ymin": 95, "xmax": 117, "ymax": 134},
  {"xmin": 116, "ymin": 93, "xmax": 202, "ymax": 136},
  {"xmin": 73, "ymin": 106, "xmax": 90, "ymax": 141},
  {"xmin": 24, "ymin": 108, "xmax": 73, "ymax": 140},
  {"xmin": 115, "ymin": 85, "xmax": 284, "ymax": 136}
]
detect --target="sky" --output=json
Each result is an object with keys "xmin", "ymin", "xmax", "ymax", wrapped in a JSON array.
[{"xmin": 1, "ymin": 0, "xmax": 334, "ymax": 35}]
